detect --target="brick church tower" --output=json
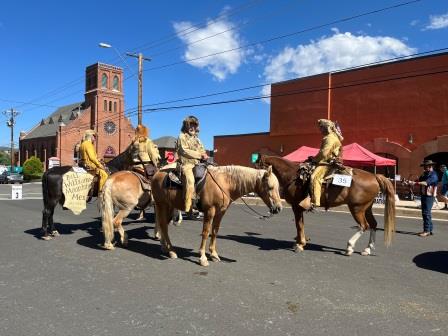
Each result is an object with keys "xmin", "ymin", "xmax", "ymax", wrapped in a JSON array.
[
  {"xmin": 84, "ymin": 63, "xmax": 134, "ymax": 161},
  {"xmin": 19, "ymin": 63, "xmax": 135, "ymax": 167}
]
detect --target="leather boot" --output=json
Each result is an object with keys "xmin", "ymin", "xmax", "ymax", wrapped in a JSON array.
[{"xmin": 299, "ymin": 196, "xmax": 312, "ymax": 210}]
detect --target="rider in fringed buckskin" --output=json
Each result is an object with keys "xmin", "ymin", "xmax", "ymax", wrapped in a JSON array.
[
  {"xmin": 300, "ymin": 119, "xmax": 343, "ymax": 209},
  {"xmin": 79, "ymin": 129, "xmax": 108, "ymax": 192},
  {"xmin": 176, "ymin": 116, "xmax": 208, "ymax": 212},
  {"xmin": 130, "ymin": 125, "xmax": 160, "ymax": 179}
]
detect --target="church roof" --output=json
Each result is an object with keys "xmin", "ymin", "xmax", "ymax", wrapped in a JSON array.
[
  {"xmin": 22, "ymin": 102, "xmax": 85, "ymax": 140},
  {"xmin": 153, "ymin": 136, "xmax": 177, "ymax": 149}
]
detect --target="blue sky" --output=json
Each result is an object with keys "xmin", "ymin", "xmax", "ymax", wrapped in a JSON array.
[{"xmin": 0, "ymin": 0, "xmax": 447, "ymax": 150}]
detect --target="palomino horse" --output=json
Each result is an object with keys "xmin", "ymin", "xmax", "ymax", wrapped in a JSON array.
[
  {"xmin": 100, "ymin": 170, "xmax": 154, "ymax": 249},
  {"xmin": 151, "ymin": 165, "xmax": 283, "ymax": 266},
  {"xmin": 41, "ymin": 146, "xmax": 132, "ymax": 240},
  {"xmin": 257, "ymin": 155, "xmax": 395, "ymax": 256}
]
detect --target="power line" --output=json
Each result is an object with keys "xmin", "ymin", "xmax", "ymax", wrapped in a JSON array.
[
  {"xmin": 145, "ymin": 0, "xmax": 423, "ymax": 72},
  {"xmin": 57, "ymin": 61, "xmax": 448, "ymax": 138}
]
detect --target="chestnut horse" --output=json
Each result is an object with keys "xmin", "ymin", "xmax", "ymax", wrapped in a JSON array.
[
  {"xmin": 257, "ymin": 155, "xmax": 395, "ymax": 256},
  {"xmin": 151, "ymin": 165, "xmax": 283, "ymax": 266}
]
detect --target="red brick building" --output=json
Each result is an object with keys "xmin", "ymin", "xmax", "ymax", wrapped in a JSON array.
[
  {"xmin": 214, "ymin": 52, "xmax": 448, "ymax": 179},
  {"xmin": 20, "ymin": 63, "xmax": 134, "ymax": 168}
]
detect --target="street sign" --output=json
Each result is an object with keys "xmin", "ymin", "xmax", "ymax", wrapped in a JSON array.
[
  {"xmin": 11, "ymin": 184, "xmax": 22, "ymax": 200},
  {"xmin": 251, "ymin": 153, "xmax": 259, "ymax": 163}
]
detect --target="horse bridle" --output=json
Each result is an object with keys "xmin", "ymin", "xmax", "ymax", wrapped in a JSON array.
[{"xmin": 206, "ymin": 167, "xmax": 274, "ymax": 220}]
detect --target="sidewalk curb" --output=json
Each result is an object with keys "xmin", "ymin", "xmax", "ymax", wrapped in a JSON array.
[{"xmin": 236, "ymin": 197, "xmax": 448, "ymax": 221}]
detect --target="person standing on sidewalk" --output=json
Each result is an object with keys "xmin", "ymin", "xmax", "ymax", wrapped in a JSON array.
[
  {"xmin": 440, "ymin": 164, "xmax": 448, "ymax": 210},
  {"xmin": 410, "ymin": 160, "xmax": 438, "ymax": 237}
]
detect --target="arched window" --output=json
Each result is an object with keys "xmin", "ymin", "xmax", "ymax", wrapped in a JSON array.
[
  {"xmin": 104, "ymin": 99, "xmax": 107, "ymax": 112},
  {"xmin": 109, "ymin": 101, "xmax": 112, "ymax": 112},
  {"xmin": 101, "ymin": 73, "xmax": 108, "ymax": 88},
  {"xmin": 113, "ymin": 75, "xmax": 119, "ymax": 90},
  {"xmin": 113, "ymin": 102, "xmax": 117, "ymax": 112}
]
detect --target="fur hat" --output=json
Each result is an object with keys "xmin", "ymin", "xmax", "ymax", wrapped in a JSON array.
[
  {"xmin": 135, "ymin": 125, "xmax": 148, "ymax": 138},
  {"xmin": 420, "ymin": 159, "xmax": 436, "ymax": 167},
  {"xmin": 317, "ymin": 119, "xmax": 344, "ymax": 141},
  {"xmin": 181, "ymin": 116, "xmax": 199, "ymax": 133}
]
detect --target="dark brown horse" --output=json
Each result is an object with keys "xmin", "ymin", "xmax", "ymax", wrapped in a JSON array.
[{"xmin": 257, "ymin": 155, "xmax": 395, "ymax": 256}]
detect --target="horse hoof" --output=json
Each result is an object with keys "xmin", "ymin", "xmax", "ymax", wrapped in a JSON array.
[
  {"xmin": 345, "ymin": 250, "xmax": 353, "ymax": 256},
  {"xmin": 154, "ymin": 232, "xmax": 161, "ymax": 241},
  {"xmin": 211, "ymin": 255, "xmax": 221, "ymax": 262},
  {"xmin": 294, "ymin": 244, "xmax": 304, "ymax": 252},
  {"xmin": 168, "ymin": 251, "xmax": 178, "ymax": 259},
  {"xmin": 51, "ymin": 230, "xmax": 60, "ymax": 237},
  {"xmin": 42, "ymin": 235, "xmax": 52, "ymax": 241},
  {"xmin": 103, "ymin": 243, "xmax": 115, "ymax": 250},
  {"xmin": 199, "ymin": 257, "xmax": 209, "ymax": 267}
]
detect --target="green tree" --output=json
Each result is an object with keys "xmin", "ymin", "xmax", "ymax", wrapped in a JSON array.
[
  {"xmin": 0, "ymin": 151, "xmax": 10, "ymax": 165},
  {"xmin": 23, "ymin": 156, "xmax": 43, "ymax": 181}
]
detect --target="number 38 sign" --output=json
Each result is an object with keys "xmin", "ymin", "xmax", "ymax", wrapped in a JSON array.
[{"xmin": 332, "ymin": 174, "xmax": 352, "ymax": 187}]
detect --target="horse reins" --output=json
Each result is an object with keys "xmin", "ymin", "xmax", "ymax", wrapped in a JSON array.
[{"xmin": 206, "ymin": 167, "xmax": 274, "ymax": 220}]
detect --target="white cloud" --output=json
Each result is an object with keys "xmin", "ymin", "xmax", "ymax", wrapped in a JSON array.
[
  {"xmin": 173, "ymin": 15, "xmax": 246, "ymax": 81},
  {"xmin": 261, "ymin": 31, "xmax": 416, "ymax": 102},
  {"xmin": 424, "ymin": 13, "xmax": 448, "ymax": 30},
  {"xmin": 410, "ymin": 19, "xmax": 419, "ymax": 27}
]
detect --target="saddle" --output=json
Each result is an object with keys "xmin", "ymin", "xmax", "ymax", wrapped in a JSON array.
[
  {"xmin": 164, "ymin": 162, "xmax": 208, "ymax": 194},
  {"xmin": 297, "ymin": 159, "xmax": 352, "ymax": 186},
  {"xmin": 131, "ymin": 164, "xmax": 158, "ymax": 191}
]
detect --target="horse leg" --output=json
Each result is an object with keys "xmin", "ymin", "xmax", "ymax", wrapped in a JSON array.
[
  {"xmin": 199, "ymin": 207, "xmax": 215, "ymax": 267},
  {"xmin": 155, "ymin": 203, "xmax": 177, "ymax": 259},
  {"xmin": 292, "ymin": 205, "xmax": 306, "ymax": 252},
  {"xmin": 209, "ymin": 210, "xmax": 224, "ymax": 262},
  {"xmin": 172, "ymin": 209, "xmax": 182, "ymax": 227},
  {"xmin": 346, "ymin": 206, "xmax": 369, "ymax": 256},
  {"xmin": 361, "ymin": 206, "xmax": 377, "ymax": 256},
  {"xmin": 48, "ymin": 205, "xmax": 59, "ymax": 237},
  {"xmin": 42, "ymin": 198, "xmax": 58, "ymax": 240},
  {"xmin": 114, "ymin": 209, "xmax": 132, "ymax": 247},
  {"xmin": 136, "ymin": 209, "xmax": 145, "ymax": 221}
]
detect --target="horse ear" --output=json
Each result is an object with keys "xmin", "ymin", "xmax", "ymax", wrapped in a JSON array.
[{"xmin": 265, "ymin": 165, "xmax": 272, "ymax": 176}]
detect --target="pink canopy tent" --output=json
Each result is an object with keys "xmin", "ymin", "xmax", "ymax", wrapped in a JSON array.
[
  {"xmin": 283, "ymin": 146, "xmax": 319, "ymax": 162},
  {"xmin": 283, "ymin": 143, "xmax": 396, "ymax": 167}
]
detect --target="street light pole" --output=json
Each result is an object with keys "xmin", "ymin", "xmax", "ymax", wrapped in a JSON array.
[
  {"xmin": 99, "ymin": 43, "xmax": 151, "ymax": 126},
  {"xmin": 3, "ymin": 108, "xmax": 19, "ymax": 172}
]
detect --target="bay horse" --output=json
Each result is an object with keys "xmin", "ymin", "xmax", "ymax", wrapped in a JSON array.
[
  {"xmin": 41, "ymin": 146, "xmax": 131, "ymax": 240},
  {"xmin": 257, "ymin": 155, "xmax": 395, "ymax": 256},
  {"xmin": 151, "ymin": 165, "xmax": 283, "ymax": 266}
]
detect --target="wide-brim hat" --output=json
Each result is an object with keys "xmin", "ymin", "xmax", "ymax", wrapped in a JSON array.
[{"xmin": 420, "ymin": 159, "xmax": 437, "ymax": 167}]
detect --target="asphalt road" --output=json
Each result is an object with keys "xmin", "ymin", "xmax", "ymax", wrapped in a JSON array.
[{"xmin": 0, "ymin": 196, "xmax": 447, "ymax": 336}]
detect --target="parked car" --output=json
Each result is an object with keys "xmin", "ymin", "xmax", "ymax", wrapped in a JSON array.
[
  {"xmin": 0, "ymin": 171, "xmax": 7, "ymax": 184},
  {"xmin": 7, "ymin": 173, "xmax": 24, "ymax": 184},
  {"xmin": 0, "ymin": 172, "xmax": 23, "ymax": 184}
]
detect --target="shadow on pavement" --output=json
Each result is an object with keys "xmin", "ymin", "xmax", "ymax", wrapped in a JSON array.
[
  {"xmin": 24, "ymin": 220, "xmax": 101, "ymax": 239},
  {"xmin": 413, "ymin": 251, "xmax": 448, "ymax": 274},
  {"xmin": 76, "ymin": 224, "xmax": 237, "ymax": 265},
  {"xmin": 219, "ymin": 233, "xmax": 345, "ymax": 253}
]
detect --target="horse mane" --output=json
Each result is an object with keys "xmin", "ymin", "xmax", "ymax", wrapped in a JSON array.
[
  {"xmin": 106, "ymin": 144, "xmax": 132, "ymax": 173},
  {"xmin": 209, "ymin": 165, "xmax": 265, "ymax": 195}
]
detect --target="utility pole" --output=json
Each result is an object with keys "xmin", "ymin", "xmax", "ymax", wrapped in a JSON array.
[
  {"xmin": 126, "ymin": 52, "xmax": 151, "ymax": 125},
  {"xmin": 3, "ymin": 108, "xmax": 20, "ymax": 172}
]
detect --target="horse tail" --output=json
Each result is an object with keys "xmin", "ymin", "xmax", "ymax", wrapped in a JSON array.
[
  {"xmin": 100, "ymin": 178, "xmax": 115, "ymax": 248},
  {"xmin": 375, "ymin": 174, "xmax": 396, "ymax": 247}
]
